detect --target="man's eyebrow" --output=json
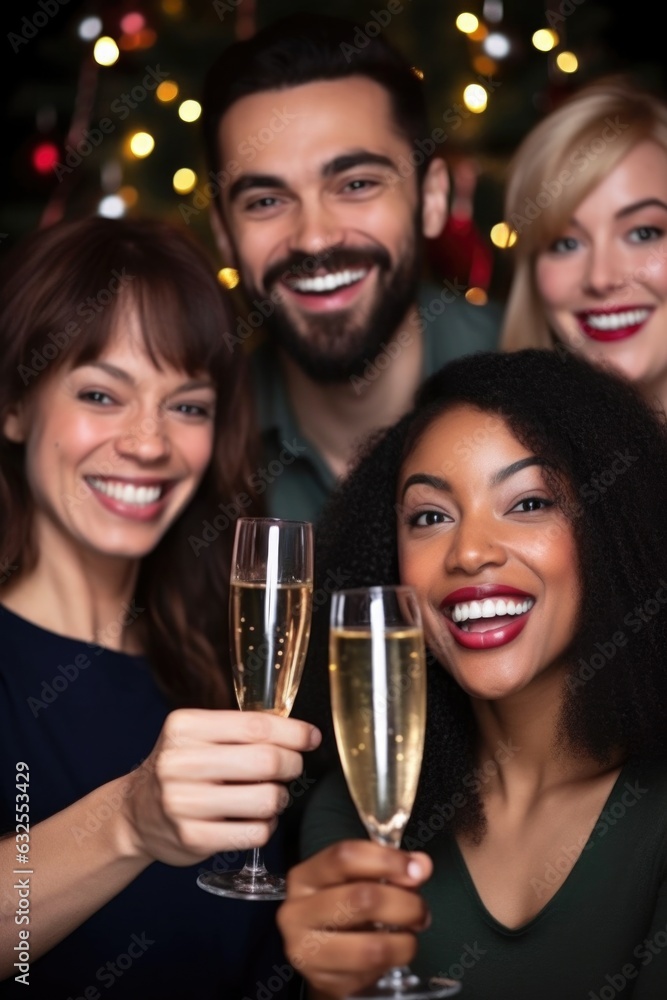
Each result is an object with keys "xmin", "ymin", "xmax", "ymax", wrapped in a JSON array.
[
  {"xmin": 322, "ymin": 152, "xmax": 397, "ymax": 177},
  {"xmin": 400, "ymin": 458, "xmax": 547, "ymax": 499},
  {"xmin": 228, "ymin": 174, "xmax": 287, "ymax": 202}
]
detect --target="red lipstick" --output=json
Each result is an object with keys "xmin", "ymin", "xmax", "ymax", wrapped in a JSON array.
[
  {"xmin": 576, "ymin": 307, "xmax": 653, "ymax": 343},
  {"xmin": 445, "ymin": 614, "xmax": 529, "ymax": 650}
]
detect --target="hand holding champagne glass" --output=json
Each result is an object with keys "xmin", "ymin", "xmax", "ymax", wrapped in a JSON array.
[
  {"xmin": 198, "ymin": 517, "xmax": 313, "ymax": 901},
  {"xmin": 329, "ymin": 585, "xmax": 460, "ymax": 998}
]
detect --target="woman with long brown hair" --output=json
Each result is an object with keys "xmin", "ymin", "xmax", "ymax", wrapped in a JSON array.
[{"xmin": 0, "ymin": 216, "xmax": 320, "ymax": 998}]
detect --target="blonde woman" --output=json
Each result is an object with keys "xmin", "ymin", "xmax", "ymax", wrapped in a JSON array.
[{"xmin": 500, "ymin": 75, "xmax": 667, "ymax": 414}]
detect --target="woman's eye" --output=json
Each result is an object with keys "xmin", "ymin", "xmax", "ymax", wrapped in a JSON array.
[
  {"xmin": 549, "ymin": 235, "xmax": 579, "ymax": 254},
  {"xmin": 173, "ymin": 402, "xmax": 213, "ymax": 418},
  {"xmin": 511, "ymin": 497, "xmax": 553, "ymax": 513},
  {"xmin": 78, "ymin": 390, "xmax": 114, "ymax": 405},
  {"xmin": 628, "ymin": 225, "xmax": 663, "ymax": 243},
  {"xmin": 409, "ymin": 510, "xmax": 448, "ymax": 527}
]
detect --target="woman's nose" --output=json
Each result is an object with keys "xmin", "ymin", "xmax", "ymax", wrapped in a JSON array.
[
  {"xmin": 444, "ymin": 515, "xmax": 507, "ymax": 575},
  {"xmin": 115, "ymin": 416, "xmax": 171, "ymax": 462}
]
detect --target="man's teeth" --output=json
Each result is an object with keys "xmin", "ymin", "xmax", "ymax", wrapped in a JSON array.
[
  {"xmin": 451, "ymin": 597, "xmax": 534, "ymax": 623},
  {"xmin": 289, "ymin": 269, "xmax": 367, "ymax": 294},
  {"xmin": 88, "ymin": 478, "xmax": 163, "ymax": 506},
  {"xmin": 583, "ymin": 308, "xmax": 651, "ymax": 330}
]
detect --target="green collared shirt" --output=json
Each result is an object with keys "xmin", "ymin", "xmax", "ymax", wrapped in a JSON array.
[{"xmin": 251, "ymin": 284, "xmax": 503, "ymax": 523}]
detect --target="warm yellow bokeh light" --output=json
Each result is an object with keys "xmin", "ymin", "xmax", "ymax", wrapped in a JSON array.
[
  {"xmin": 473, "ymin": 55, "xmax": 497, "ymax": 76},
  {"xmin": 119, "ymin": 186, "xmax": 139, "ymax": 207},
  {"xmin": 556, "ymin": 51, "xmax": 579, "ymax": 73},
  {"xmin": 532, "ymin": 28, "xmax": 559, "ymax": 52},
  {"xmin": 218, "ymin": 268, "xmax": 240, "ymax": 289},
  {"xmin": 161, "ymin": 0, "xmax": 184, "ymax": 14},
  {"xmin": 456, "ymin": 12, "xmax": 479, "ymax": 34},
  {"xmin": 128, "ymin": 132, "xmax": 155, "ymax": 158},
  {"xmin": 93, "ymin": 36, "xmax": 120, "ymax": 66},
  {"xmin": 469, "ymin": 24, "xmax": 489, "ymax": 41},
  {"xmin": 465, "ymin": 287, "xmax": 488, "ymax": 306},
  {"xmin": 490, "ymin": 222, "xmax": 518, "ymax": 248},
  {"xmin": 178, "ymin": 100, "xmax": 202, "ymax": 123},
  {"xmin": 156, "ymin": 81, "xmax": 179, "ymax": 103},
  {"xmin": 411, "ymin": 66, "xmax": 425, "ymax": 80},
  {"xmin": 173, "ymin": 168, "xmax": 197, "ymax": 194},
  {"xmin": 462, "ymin": 84, "xmax": 488, "ymax": 114}
]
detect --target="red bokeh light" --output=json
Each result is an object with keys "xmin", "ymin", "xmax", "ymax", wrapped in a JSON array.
[{"xmin": 32, "ymin": 142, "xmax": 60, "ymax": 174}]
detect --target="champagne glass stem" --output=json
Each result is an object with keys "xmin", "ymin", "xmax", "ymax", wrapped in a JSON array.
[
  {"xmin": 240, "ymin": 847, "xmax": 268, "ymax": 880},
  {"xmin": 377, "ymin": 967, "xmax": 421, "ymax": 989}
]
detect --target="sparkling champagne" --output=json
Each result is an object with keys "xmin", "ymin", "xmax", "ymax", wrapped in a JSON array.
[
  {"xmin": 231, "ymin": 581, "xmax": 313, "ymax": 716},
  {"xmin": 329, "ymin": 625, "xmax": 426, "ymax": 845}
]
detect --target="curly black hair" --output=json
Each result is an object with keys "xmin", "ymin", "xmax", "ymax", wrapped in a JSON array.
[{"xmin": 294, "ymin": 349, "xmax": 667, "ymax": 840}]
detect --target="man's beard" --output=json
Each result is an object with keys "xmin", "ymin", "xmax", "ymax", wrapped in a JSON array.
[{"xmin": 242, "ymin": 233, "xmax": 422, "ymax": 385}]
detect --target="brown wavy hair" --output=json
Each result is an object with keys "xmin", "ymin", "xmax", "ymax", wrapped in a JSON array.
[{"xmin": 0, "ymin": 215, "xmax": 263, "ymax": 708}]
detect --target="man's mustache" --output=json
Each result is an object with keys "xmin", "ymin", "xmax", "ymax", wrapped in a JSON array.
[{"xmin": 263, "ymin": 246, "xmax": 392, "ymax": 290}]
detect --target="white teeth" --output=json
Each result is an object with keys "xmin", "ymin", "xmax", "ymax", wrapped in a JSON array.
[
  {"xmin": 88, "ymin": 477, "xmax": 163, "ymax": 506},
  {"xmin": 290, "ymin": 268, "xmax": 367, "ymax": 293},
  {"xmin": 450, "ymin": 597, "xmax": 534, "ymax": 623},
  {"xmin": 583, "ymin": 308, "xmax": 650, "ymax": 330}
]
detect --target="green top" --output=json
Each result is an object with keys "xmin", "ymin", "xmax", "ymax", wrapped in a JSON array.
[
  {"xmin": 251, "ymin": 286, "xmax": 502, "ymax": 522},
  {"xmin": 300, "ymin": 759, "xmax": 667, "ymax": 999}
]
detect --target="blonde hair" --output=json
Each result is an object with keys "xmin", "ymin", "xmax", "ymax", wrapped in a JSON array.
[{"xmin": 500, "ymin": 75, "xmax": 667, "ymax": 351}]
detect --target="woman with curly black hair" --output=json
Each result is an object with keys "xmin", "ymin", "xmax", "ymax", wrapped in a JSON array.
[{"xmin": 279, "ymin": 349, "xmax": 667, "ymax": 1000}]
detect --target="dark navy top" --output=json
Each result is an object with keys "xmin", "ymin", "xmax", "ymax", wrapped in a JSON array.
[{"xmin": 0, "ymin": 604, "xmax": 294, "ymax": 1000}]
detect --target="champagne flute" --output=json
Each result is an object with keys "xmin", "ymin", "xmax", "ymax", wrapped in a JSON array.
[
  {"xmin": 198, "ymin": 516, "xmax": 314, "ymax": 901},
  {"xmin": 329, "ymin": 585, "xmax": 460, "ymax": 999}
]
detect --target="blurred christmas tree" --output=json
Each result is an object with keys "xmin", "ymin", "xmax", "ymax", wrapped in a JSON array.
[{"xmin": 1, "ymin": 0, "xmax": 663, "ymax": 300}]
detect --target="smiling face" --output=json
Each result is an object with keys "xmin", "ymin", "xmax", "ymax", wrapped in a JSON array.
[
  {"xmin": 214, "ymin": 76, "xmax": 447, "ymax": 382},
  {"xmin": 3, "ymin": 308, "xmax": 216, "ymax": 566},
  {"xmin": 535, "ymin": 140, "xmax": 667, "ymax": 407},
  {"xmin": 396, "ymin": 405, "xmax": 580, "ymax": 701}
]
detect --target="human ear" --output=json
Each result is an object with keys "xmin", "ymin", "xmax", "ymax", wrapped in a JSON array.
[
  {"xmin": 420, "ymin": 157, "xmax": 449, "ymax": 239},
  {"xmin": 3, "ymin": 406, "xmax": 26, "ymax": 444}
]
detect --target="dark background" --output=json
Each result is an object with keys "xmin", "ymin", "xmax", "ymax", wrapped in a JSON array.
[{"xmin": 1, "ymin": 0, "xmax": 663, "ymax": 301}]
